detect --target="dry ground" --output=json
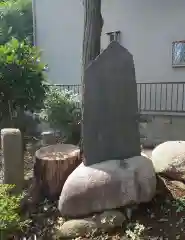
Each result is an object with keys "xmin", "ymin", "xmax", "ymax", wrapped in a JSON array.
[{"xmin": 1, "ymin": 146, "xmax": 185, "ymax": 239}]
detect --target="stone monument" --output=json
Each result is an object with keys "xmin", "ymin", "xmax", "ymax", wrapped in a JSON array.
[
  {"xmin": 58, "ymin": 42, "xmax": 156, "ymax": 217},
  {"xmin": 83, "ymin": 41, "xmax": 141, "ymax": 165}
]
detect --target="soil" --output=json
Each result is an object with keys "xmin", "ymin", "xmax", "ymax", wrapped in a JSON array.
[
  {"xmin": 1, "ymin": 145, "xmax": 185, "ymax": 239},
  {"xmin": 21, "ymin": 178, "xmax": 185, "ymax": 240}
]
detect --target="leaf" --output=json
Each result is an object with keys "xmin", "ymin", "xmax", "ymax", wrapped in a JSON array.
[{"xmin": 0, "ymin": 38, "xmax": 48, "ymax": 121}]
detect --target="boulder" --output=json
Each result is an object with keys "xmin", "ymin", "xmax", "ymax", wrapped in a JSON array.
[
  {"xmin": 55, "ymin": 219, "xmax": 97, "ymax": 239},
  {"xmin": 54, "ymin": 210, "xmax": 126, "ymax": 239},
  {"xmin": 152, "ymin": 141, "xmax": 185, "ymax": 181},
  {"xmin": 95, "ymin": 210, "xmax": 126, "ymax": 230},
  {"xmin": 171, "ymin": 180, "xmax": 185, "ymax": 190},
  {"xmin": 58, "ymin": 156, "xmax": 156, "ymax": 217}
]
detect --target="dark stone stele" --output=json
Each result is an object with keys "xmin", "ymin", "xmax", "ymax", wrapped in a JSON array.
[{"xmin": 83, "ymin": 41, "xmax": 141, "ymax": 166}]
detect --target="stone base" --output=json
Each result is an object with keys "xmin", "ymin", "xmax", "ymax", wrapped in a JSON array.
[
  {"xmin": 55, "ymin": 210, "xmax": 126, "ymax": 239},
  {"xmin": 58, "ymin": 156, "xmax": 156, "ymax": 217}
]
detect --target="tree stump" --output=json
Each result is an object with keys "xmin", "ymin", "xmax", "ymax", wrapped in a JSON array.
[{"xmin": 34, "ymin": 144, "xmax": 81, "ymax": 201}]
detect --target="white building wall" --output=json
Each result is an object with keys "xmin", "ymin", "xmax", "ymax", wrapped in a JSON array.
[
  {"xmin": 101, "ymin": 0, "xmax": 185, "ymax": 83},
  {"xmin": 34, "ymin": 0, "xmax": 185, "ymax": 84},
  {"xmin": 34, "ymin": 0, "xmax": 84, "ymax": 84}
]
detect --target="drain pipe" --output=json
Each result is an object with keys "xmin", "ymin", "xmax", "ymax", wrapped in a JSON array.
[{"xmin": 32, "ymin": 0, "xmax": 37, "ymax": 46}]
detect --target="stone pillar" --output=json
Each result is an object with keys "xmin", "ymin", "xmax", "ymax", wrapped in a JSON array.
[
  {"xmin": 41, "ymin": 131, "xmax": 58, "ymax": 146},
  {"xmin": 1, "ymin": 128, "xmax": 24, "ymax": 194}
]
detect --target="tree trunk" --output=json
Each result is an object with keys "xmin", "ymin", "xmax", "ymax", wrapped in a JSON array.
[
  {"xmin": 82, "ymin": 0, "xmax": 103, "ymax": 70},
  {"xmin": 81, "ymin": 0, "xmax": 103, "ymax": 154},
  {"xmin": 33, "ymin": 144, "xmax": 81, "ymax": 201}
]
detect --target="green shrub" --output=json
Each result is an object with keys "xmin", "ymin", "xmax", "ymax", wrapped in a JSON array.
[
  {"xmin": 0, "ymin": 38, "xmax": 48, "ymax": 127},
  {"xmin": 40, "ymin": 87, "xmax": 81, "ymax": 145},
  {"xmin": 0, "ymin": 184, "xmax": 31, "ymax": 239},
  {"xmin": 0, "ymin": 0, "xmax": 33, "ymax": 44}
]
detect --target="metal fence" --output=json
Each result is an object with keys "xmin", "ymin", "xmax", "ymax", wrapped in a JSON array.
[
  {"xmin": 137, "ymin": 82, "xmax": 185, "ymax": 113},
  {"xmin": 50, "ymin": 84, "xmax": 81, "ymax": 95},
  {"xmin": 49, "ymin": 81, "xmax": 185, "ymax": 113}
]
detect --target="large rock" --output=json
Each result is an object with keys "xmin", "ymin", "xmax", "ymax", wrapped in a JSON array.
[
  {"xmin": 152, "ymin": 141, "xmax": 185, "ymax": 181},
  {"xmin": 55, "ymin": 219, "xmax": 97, "ymax": 239},
  {"xmin": 96, "ymin": 210, "xmax": 126, "ymax": 230},
  {"xmin": 58, "ymin": 156, "xmax": 156, "ymax": 217},
  {"xmin": 55, "ymin": 210, "xmax": 126, "ymax": 239}
]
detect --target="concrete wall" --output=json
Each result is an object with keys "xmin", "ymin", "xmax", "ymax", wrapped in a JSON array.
[
  {"xmin": 140, "ymin": 113, "xmax": 185, "ymax": 147},
  {"xmin": 34, "ymin": 0, "xmax": 185, "ymax": 85}
]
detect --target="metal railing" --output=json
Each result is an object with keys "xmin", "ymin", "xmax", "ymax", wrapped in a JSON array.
[
  {"xmin": 51, "ymin": 84, "xmax": 81, "ymax": 94},
  {"xmin": 137, "ymin": 82, "xmax": 185, "ymax": 113},
  {"xmin": 49, "ymin": 82, "xmax": 185, "ymax": 113}
]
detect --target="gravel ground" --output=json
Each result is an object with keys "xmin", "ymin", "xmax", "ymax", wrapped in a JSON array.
[{"xmin": 19, "ymin": 179, "xmax": 185, "ymax": 240}]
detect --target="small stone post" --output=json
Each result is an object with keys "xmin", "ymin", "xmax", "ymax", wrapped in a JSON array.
[
  {"xmin": 1, "ymin": 128, "xmax": 24, "ymax": 194},
  {"xmin": 41, "ymin": 131, "xmax": 58, "ymax": 146}
]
